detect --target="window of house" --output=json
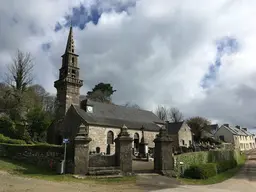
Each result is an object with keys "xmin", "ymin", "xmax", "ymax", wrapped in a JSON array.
[
  {"xmin": 189, "ymin": 140, "xmax": 192, "ymax": 146},
  {"xmin": 219, "ymin": 135, "xmax": 225, "ymax": 141},
  {"xmin": 181, "ymin": 139, "xmax": 185, "ymax": 145},
  {"xmin": 107, "ymin": 131, "xmax": 114, "ymax": 144}
]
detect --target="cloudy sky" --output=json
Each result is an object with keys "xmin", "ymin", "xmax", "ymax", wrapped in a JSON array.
[{"xmin": 1, "ymin": 0, "xmax": 256, "ymax": 132}]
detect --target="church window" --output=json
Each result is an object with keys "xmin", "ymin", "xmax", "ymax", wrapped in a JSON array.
[
  {"xmin": 96, "ymin": 147, "xmax": 100, "ymax": 153},
  {"xmin": 71, "ymin": 57, "xmax": 74, "ymax": 64},
  {"xmin": 134, "ymin": 133, "xmax": 139, "ymax": 151},
  {"xmin": 71, "ymin": 69, "xmax": 76, "ymax": 78},
  {"xmin": 72, "ymin": 49, "xmax": 74, "ymax": 52},
  {"xmin": 107, "ymin": 131, "xmax": 114, "ymax": 144}
]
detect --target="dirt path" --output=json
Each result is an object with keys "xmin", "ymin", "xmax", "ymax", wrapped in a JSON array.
[
  {"xmin": 155, "ymin": 150, "xmax": 256, "ymax": 192},
  {"xmin": 0, "ymin": 171, "xmax": 143, "ymax": 192}
]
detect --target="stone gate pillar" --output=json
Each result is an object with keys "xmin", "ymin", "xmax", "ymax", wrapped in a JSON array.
[
  {"xmin": 115, "ymin": 125, "xmax": 133, "ymax": 175},
  {"xmin": 154, "ymin": 126, "xmax": 174, "ymax": 176},
  {"xmin": 74, "ymin": 130, "xmax": 92, "ymax": 175}
]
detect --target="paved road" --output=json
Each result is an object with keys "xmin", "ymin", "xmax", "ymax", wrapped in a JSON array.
[{"xmin": 153, "ymin": 150, "xmax": 256, "ymax": 192}]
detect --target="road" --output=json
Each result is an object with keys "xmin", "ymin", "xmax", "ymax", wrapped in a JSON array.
[{"xmin": 154, "ymin": 150, "xmax": 256, "ymax": 192}]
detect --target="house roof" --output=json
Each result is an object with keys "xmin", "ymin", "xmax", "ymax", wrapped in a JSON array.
[
  {"xmin": 166, "ymin": 121, "xmax": 185, "ymax": 134},
  {"xmin": 209, "ymin": 124, "xmax": 219, "ymax": 134},
  {"xmin": 71, "ymin": 100, "xmax": 164, "ymax": 132},
  {"xmin": 222, "ymin": 125, "xmax": 254, "ymax": 136}
]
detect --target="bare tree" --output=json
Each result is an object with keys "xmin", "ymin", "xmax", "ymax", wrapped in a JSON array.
[
  {"xmin": 168, "ymin": 107, "xmax": 184, "ymax": 123},
  {"xmin": 123, "ymin": 102, "xmax": 141, "ymax": 109},
  {"xmin": 155, "ymin": 105, "xmax": 168, "ymax": 121},
  {"xmin": 5, "ymin": 50, "xmax": 34, "ymax": 92}
]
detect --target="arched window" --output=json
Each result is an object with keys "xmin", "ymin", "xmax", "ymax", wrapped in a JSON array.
[
  {"xmin": 107, "ymin": 131, "xmax": 114, "ymax": 144},
  {"xmin": 134, "ymin": 133, "xmax": 140, "ymax": 151},
  {"xmin": 71, "ymin": 57, "xmax": 74, "ymax": 63},
  {"xmin": 96, "ymin": 147, "xmax": 100, "ymax": 153}
]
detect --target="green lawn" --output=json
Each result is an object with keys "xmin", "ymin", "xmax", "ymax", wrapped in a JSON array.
[
  {"xmin": 178, "ymin": 154, "xmax": 246, "ymax": 185},
  {"xmin": 0, "ymin": 158, "xmax": 136, "ymax": 184}
]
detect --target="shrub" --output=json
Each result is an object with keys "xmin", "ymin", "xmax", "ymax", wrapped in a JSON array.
[
  {"xmin": 184, "ymin": 163, "xmax": 217, "ymax": 179},
  {"xmin": 0, "ymin": 134, "xmax": 26, "ymax": 144},
  {"xmin": 216, "ymin": 159, "xmax": 237, "ymax": 173}
]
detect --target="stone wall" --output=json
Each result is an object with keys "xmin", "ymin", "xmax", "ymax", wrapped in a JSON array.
[
  {"xmin": 88, "ymin": 125, "xmax": 158, "ymax": 154},
  {"xmin": 89, "ymin": 154, "xmax": 116, "ymax": 167},
  {"xmin": 0, "ymin": 144, "xmax": 63, "ymax": 170}
]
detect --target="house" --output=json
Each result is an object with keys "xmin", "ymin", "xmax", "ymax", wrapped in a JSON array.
[
  {"xmin": 47, "ymin": 26, "xmax": 165, "ymax": 155},
  {"xmin": 201, "ymin": 124, "xmax": 219, "ymax": 139},
  {"xmin": 166, "ymin": 121, "xmax": 193, "ymax": 150},
  {"xmin": 214, "ymin": 124, "xmax": 256, "ymax": 151}
]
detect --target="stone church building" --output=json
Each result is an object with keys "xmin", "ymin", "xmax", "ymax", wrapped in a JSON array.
[{"xmin": 47, "ymin": 26, "xmax": 165, "ymax": 155}]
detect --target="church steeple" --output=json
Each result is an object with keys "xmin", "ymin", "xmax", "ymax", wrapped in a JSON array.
[
  {"xmin": 54, "ymin": 26, "xmax": 83, "ymax": 119},
  {"xmin": 65, "ymin": 25, "xmax": 75, "ymax": 54}
]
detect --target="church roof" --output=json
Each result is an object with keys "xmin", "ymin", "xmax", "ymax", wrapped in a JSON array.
[{"xmin": 71, "ymin": 100, "xmax": 164, "ymax": 132}]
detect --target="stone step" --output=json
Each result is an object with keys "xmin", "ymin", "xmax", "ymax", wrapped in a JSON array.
[{"xmin": 88, "ymin": 167, "xmax": 121, "ymax": 176}]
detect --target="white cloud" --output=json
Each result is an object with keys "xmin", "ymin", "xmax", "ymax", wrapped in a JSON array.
[{"xmin": 1, "ymin": 0, "xmax": 256, "ymax": 132}]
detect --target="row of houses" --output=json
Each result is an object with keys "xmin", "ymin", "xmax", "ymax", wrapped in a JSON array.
[{"xmin": 166, "ymin": 121, "xmax": 256, "ymax": 151}]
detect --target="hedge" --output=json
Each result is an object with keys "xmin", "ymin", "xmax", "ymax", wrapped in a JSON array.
[
  {"xmin": 0, "ymin": 134, "xmax": 26, "ymax": 144},
  {"xmin": 216, "ymin": 159, "xmax": 237, "ymax": 173},
  {"xmin": 184, "ymin": 163, "xmax": 217, "ymax": 179},
  {"xmin": 175, "ymin": 149, "xmax": 241, "ymax": 176}
]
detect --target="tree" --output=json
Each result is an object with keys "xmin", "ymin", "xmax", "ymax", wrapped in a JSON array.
[
  {"xmin": 168, "ymin": 107, "xmax": 184, "ymax": 123},
  {"xmin": 87, "ymin": 82, "xmax": 116, "ymax": 103},
  {"xmin": 123, "ymin": 102, "xmax": 140, "ymax": 109},
  {"xmin": 26, "ymin": 107, "xmax": 52, "ymax": 142},
  {"xmin": 155, "ymin": 105, "xmax": 168, "ymax": 121},
  {"xmin": 186, "ymin": 116, "xmax": 211, "ymax": 142},
  {"xmin": 5, "ymin": 49, "xmax": 34, "ymax": 92}
]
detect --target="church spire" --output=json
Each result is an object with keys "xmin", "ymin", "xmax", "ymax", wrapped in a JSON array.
[{"xmin": 65, "ymin": 25, "xmax": 75, "ymax": 54}]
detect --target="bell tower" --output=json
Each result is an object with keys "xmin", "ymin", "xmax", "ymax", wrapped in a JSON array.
[{"xmin": 54, "ymin": 25, "xmax": 83, "ymax": 119}]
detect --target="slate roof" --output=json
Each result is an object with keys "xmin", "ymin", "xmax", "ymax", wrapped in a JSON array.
[
  {"xmin": 72, "ymin": 99, "xmax": 165, "ymax": 132},
  {"xmin": 166, "ymin": 121, "xmax": 186, "ymax": 134},
  {"xmin": 209, "ymin": 124, "xmax": 219, "ymax": 134},
  {"xmin": 222, "ymin": 125, "xmax": 254, "ymax": 136}
]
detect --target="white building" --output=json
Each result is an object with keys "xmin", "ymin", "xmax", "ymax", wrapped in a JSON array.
[{"xmin": 214, "ymin": 124, "xmax": 256, "ymax": 151}]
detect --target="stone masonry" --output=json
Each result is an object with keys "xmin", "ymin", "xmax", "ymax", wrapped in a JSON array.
[
  {"xmin": 154, "ymin": 126, "xmax": 174, "ymax": 176},
  {"xmin": 74, "ymin": 130, "xmax": 92, "ymax": 175},
  {"xmin": 115, "ymin": 125, "xmax": 133, "ymax": 174},
  {"xmin": 88, "ymin": 125, "xmax": 158, "ymax": 154}
]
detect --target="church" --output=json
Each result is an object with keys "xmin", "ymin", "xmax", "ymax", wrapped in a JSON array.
[{"xmin": 47, "ymin": 26, "xmax": 165, "ymax": 155}]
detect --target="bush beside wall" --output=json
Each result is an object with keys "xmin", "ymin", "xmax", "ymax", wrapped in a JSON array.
[
  {"xmin": 0, "ymin": 143, "xmax": 64, "ymax": 170},
  {"xmin": 184, "ymin": 163, "xmax": 217, "ymax": 179}
]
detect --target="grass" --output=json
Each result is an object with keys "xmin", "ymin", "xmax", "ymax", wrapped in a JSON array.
[
  {"xmin": 0, "ymin": 158, "xmax": 136, "ymax": 184},
  {"xmin": 178, "ymin": 153, "xmax": 247, "ymax": 185}
]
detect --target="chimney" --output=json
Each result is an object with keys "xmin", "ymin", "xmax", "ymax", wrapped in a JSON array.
[
  {"xmin": 224, "ymin": 124, "xmax": 229, "ymax": 127},
  {"xmin": 242, "ymin": 127, "xmax": 247, "ymax": 131},
  {"xmin": 235, "ymin": 125, "xmax": 241, "ymax": 129}
]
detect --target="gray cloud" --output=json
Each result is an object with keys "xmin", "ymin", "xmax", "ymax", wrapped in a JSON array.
[{"xmin": 1, "ymin": 0, "xmax": 256, "ymax": 133}]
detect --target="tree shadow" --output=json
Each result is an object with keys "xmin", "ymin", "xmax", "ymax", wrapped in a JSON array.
[{"xmin": 1, "ymin": 158, "xmax": 57, "ymax": 176}]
